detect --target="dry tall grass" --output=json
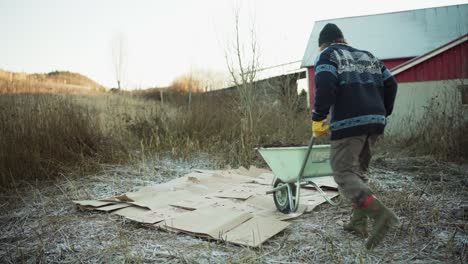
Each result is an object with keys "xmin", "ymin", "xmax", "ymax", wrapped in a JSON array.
[
  {"xmin": 0, "ymin": 95, "xmax": 122, "ymax": 187},
  {"xmin": 384, "ymin": 84, "xmax": 468, "ymax": 160},
  {"xmin": 131, "ymin": 91, "xmax": 311, "ymax": 166},
  {"xmin": 3, "ymin": 78, "xmax": 466, "ymax": 189},
  {"xmin": 0, "ymin": 88, "xmax": 311, "ymax": 188}
]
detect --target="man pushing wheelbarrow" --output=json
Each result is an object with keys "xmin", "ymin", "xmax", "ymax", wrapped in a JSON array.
[{"xmin": 311, "ymin": 23, "xmax": 399, "ymax": 250}]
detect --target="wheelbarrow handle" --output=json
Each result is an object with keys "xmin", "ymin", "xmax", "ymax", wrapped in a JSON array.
[
  {"xmin": 291, "ymin": 135, "xmax": 316, "ymax": 212},
  {"xmin": 298, "ymin": 135, "xmax": 316, "ymax": 182}
]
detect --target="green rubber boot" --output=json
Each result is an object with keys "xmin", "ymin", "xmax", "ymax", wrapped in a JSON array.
[
  {"xmin": 364, "ymin": 198, "xmax": 400, "ymax": 250},
  {"xmin": 343, "ymin": 208, "xmax": 368, "ymax": 238}
]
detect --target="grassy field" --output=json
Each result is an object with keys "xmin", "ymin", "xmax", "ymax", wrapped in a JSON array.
[
  {"xmin": 0, "ymin": 80, "xmax": 466, "ymax": 263},
  {"xmin": 0, "ymin": 89, "xmax": 312, "ymax": 188}
]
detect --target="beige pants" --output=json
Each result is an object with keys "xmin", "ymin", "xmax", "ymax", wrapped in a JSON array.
[{"xmin": 330, "ymin": 134, "xmax": 379, "ymax": 204}]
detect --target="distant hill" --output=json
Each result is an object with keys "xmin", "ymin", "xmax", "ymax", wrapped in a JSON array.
[{"xmin": 0, "ymin": 70, "xmax": 107, "ymax": 94}]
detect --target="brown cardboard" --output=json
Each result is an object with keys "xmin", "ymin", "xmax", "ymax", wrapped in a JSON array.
[
  {"xmin": 212, "ymin": 188, "xmax": 255, "ymax": 200},
  {"xmin": 245, "ymin": 194, "xmax": 278, "ymax": 211},
  {"xmin": 121, "ymin": 206, "xmax": 190, "ymax": 224},
  {"xmin": 160, "ymin": 207, "xmax": 253, "ymax": 239},
  {"xmin": 254, "ymin": 205, "xmax": 307, "ymax": 221},
  {"xmin": 73, "ymin": 200, "xmax": 115, "ymax": 207},
  {"xmin": 112, "ymin": 206, "xmax": 149, "ymax": 219},
  {"xmin": 73, "ymin": 168, "xmax": 339, "ymax": 247},
  {"xmin": 222, "ymin": 216, "xmax": 290, "ymax": 247},
  {"xmin": 251, "ymin": 173, "xmax": 275, "ymax": 185},
  {"xmin": 304, "ymin": 176, "xmax": 338, "ymax": 189},
  {"xmin": 207, "ymin": 198, "xmax": 261, "ymax": 213},
  {"xmin": 95, "ymin": 203, "xmax": 131, "ymax": 212},
  {"xmin": 303, "ymin": 191, "xmax": 339, "ymax": 212},
  {"xmin": 170, "ymin": 197, "xmax": 219, "ymax": 210},
  {"xmin": 244, "ymin": 166, "xmax": 272, "ymax": 177},
  {"xmin": 123, "ymin": 190, "xmax": 197, "ymax": 211}
]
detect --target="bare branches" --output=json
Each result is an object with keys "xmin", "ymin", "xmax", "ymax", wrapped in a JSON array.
[
  {"xmin": 224, "ymin": 4, "xmax": 262, "ymax": 165},
  {"xmin": 112, "ymin": 34, "xmax": 127, "ymax": 90}
]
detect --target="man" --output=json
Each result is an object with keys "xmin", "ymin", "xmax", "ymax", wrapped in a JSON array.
[{"xmin": 311, "ymin": 23, "xmax": 399, "ymax": 250}]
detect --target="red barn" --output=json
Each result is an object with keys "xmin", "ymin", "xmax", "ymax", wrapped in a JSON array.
[
  {"xmin": 301, "ymin": 4, "xmax": 468, "ymax": 136},
  {"xmin": 391, "ymin": 35, "xmax": 468, "ymax": 83}
]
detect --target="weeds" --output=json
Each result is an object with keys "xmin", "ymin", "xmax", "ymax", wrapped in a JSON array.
[
  {"xmin": 0, "ymin": 94, "xmax": 113, "ymax": 187},
  {"xmin": 0, "ymin": 90, "xmax": 309, "ymax": 188},
  {"xmin": 0, "ymin": 93, "xmax": 162, "ymax": 188},
  {"xmin": 2, "ymin": 79, "xmax": 466, "ymax": 193},
  {"xmin": 384, "ymin": 81, "xmax": 468, "ymax": 160}
]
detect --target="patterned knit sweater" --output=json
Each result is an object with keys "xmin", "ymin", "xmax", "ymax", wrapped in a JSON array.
[{"xmin": 312, "ymin": 43, "xmax": 398, "ymax": 140}]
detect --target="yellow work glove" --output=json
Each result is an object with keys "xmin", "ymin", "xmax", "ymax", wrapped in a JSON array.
[{"xmin": 312, "ymin": 120, "xmax": 330, "ymax": 137}]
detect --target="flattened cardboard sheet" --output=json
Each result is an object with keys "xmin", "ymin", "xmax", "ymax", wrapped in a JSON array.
[
  {"xmin": 245, "ymin": 194, "xmax": 277, "ymax": 211},
  {"xmin": 207, "ymin": 198, "xmax": 261, "ymax": 213},
  {"xmin": 73, "ymin": 200, "xmax": 115, "ymax": 207},
  {"xmin": 237, "ymin": 183, "xmax": 271, "ymax": 195},
  {"xmin": 254, "ymin": 205, "xmax": 307, "ymax": 221},
  {"xmin": 160, "ymin": 207, "xmax": 252, "ymax": 239},
  {"xmin": 112, "ymin": 206, "xmax": 149, "ymax": 219},
  {"xmin": 118, "ymin": 206, "xmax": 190, "ymax": 224},
  {"xmin": 95, "ymin": 203, "xmax": 131, "ymax": 212},
  {"xmin": 212, "ymin": 187, "xmax": 255, "ymax": 200},
  {"xmin": 251, "ymin": 173, "xmax": 275, "ymax": 185},
  {"xmin": 124, "ymin": 190, "xmax": 197, "ymax": 211},
  {"xmin": 302, "ymin": 191, "xmax": 339, "ymax": 212},
  {"xmin": 170, "ymin": 197, "xmax": 219, "ymax": 210},
  {"xmin": 213, "ymin": 174, "xmax": 256, "ymax": 185},
  {"xmin": 223, "ymin": 216, "xmax": 290, "ymax": 247},
  {"xmin": 242, "ymin": 166, "xmax": 271, "ymax": 177},
  {"xmin": 304, "ymin": 176, "xmax": 338, "ymax": 189},
  {"xmin": 194, "ymin": 169, "xmax": 222, "ymax": 174},
  {"xmin": 73, "ymin": 167, "xmax": 339, "ymax": 247}
]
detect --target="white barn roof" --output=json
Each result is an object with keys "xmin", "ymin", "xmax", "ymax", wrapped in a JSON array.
[
  {"xmin": 253, "ymin": 60, "xmax": 304, "ymax": 82},
  {"xmin": 301, "ymin": 4, "xmax": 468, "ymax": 67}
]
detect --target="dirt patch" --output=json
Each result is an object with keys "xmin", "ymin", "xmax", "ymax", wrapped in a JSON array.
[{"xmin": 0, "ymin": 155, "xmax": 466, "ymax": 263}]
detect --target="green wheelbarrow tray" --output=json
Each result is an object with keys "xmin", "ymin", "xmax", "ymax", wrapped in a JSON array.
[{"xmin": 257, "ymin": 136, "xmax": 338, "ymax": 214}]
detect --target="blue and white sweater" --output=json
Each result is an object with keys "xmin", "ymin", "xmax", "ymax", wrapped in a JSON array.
[{"xmin": 312, "ymin": 44, "xmax": 398, "ymax": 140}]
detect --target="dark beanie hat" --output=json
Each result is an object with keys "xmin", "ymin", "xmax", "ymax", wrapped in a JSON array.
[{"xmin": 318, "ymin": 23, "xmax": 344, "ymax": 47}]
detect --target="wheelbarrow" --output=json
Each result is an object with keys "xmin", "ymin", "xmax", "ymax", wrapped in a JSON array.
[{"xmin": 258, "ymin": 136, "xmax": 338, "ymax": 214}]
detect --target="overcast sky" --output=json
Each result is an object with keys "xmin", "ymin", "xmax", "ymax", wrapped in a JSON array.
[{"xmin": 1, "ymin": 0, "xmax": 466, "ymax": 89}]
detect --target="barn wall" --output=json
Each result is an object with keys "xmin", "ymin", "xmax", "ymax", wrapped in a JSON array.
[
  {"xmin": 395, "ymin": 42, "xmax": 468, "ymax": 83},
  {"xmin": 385, "ymin": 79, "xmax": 468, "ymax": 138},
  {"xmin": 307, "ymin": 67, "xmax": 316, "ymax": 109},
  {"xmin": 383, "ymin": 58, "xmax": 413, "ymax": 69}
]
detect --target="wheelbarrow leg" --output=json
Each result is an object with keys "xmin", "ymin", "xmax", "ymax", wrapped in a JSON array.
[
  {"xmin": 305, "ymin": 181, "xmax": 339, "ymax": 206},
  {"xmin": 287, "ymin": 184, "xmax": 294, "ymax": 212}
]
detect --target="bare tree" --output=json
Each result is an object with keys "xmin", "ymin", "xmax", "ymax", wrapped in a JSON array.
[
  {"xmin": 265, "ymin": 73, "xmax": 303, "ymax": 112},
  {"xmin": 225, "ymin": 5, "xmax": 261, "ymax": 165},
  {"xmin": 112, "ymin": 34, "xmax": 127, "ymax": 90}
]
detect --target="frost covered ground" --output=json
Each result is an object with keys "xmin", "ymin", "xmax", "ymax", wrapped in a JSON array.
[{"xmin": 1, "ymin": 154, "xmax": 466, "ymax": 263}]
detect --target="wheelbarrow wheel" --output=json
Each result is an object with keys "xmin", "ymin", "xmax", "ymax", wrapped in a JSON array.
[{"xmin": 273, "ymin": 178, "xmax": 297, "ymax": 214}]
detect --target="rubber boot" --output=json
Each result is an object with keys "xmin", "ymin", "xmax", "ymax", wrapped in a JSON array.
[
  {"xmin": 343, "ymin": 208, "xmax": 368, "ymax": 238},
  {"xmin": 361, "ymin": 195, "xmax": 400, "ymax": 250}
]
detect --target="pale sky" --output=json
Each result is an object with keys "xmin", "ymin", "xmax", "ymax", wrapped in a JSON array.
[{"xmin": 1, "ymin": 0, "xmax": 466, "ymax": 89}]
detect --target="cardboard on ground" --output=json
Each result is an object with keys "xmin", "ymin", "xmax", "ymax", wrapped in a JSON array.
[
  {"xmin": 222, "ymin": 216, "xmax": 291, "ymax": 247},
  {"xmin": 73, "ymin": 167, "xmax": 338, "ymax": 247}
]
